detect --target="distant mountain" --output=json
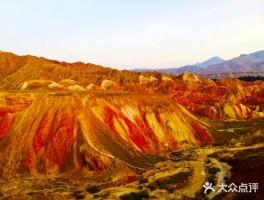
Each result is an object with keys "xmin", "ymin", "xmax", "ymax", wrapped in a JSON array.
[
  {"xmin": 132, "ymin": 65, "xmax": 201, "ymax": 74},
  {"xmin": 203, "ymin": 50, "xmax": 264, "ymax": 74},
  {"xmin": 133, "ymin": 51, "xmax": 264, "ymax": 78},
  {"xmin": 161, "ymin": 65, "xmax": 201, "ymax": 74},
  {"xmin": 195, "ymin": 56, "xmax": 225, "ymax": 69},
  {"xmin": 133, "ymin": 56, "xmax": 225, "ymax": 74}
]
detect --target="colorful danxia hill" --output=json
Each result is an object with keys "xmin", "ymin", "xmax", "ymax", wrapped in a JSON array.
[{"xmin": 0, "ymin": 51, "xmax": 264, "ymax": 199}]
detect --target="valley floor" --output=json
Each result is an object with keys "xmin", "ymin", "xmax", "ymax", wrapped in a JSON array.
[{"xmin": 1, "ymin": 142, "xmax": 263, "ymax": 200}]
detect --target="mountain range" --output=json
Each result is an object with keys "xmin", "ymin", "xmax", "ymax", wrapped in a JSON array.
[
  {"xmin": 195, "ymin": 56, "xmax": 225, "ymax": 69},
  {"xmin": 133, "ymin": 50, "xmax": 264, "ymax": 78},
  {"xmin": 0, "ymin": 50, "xmax": 264, "ymax": 199}
]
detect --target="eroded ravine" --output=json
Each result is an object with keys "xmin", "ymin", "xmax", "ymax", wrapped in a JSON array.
[{"xmin": 182, "ymin": 143, "xmax": 264, "ymax": 199}]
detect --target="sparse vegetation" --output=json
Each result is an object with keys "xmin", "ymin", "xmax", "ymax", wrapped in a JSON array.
[
  {"xmin": 119, "ymin": 190, "xmax": 149, "ymax": 200},
  {"xmin": 86, "ymin": 185, "xmax": 100, "ymax": 194},
  {"xmin": 238, "ymin": 76, "xmax": 264, "ymax": 82},
  {"xmin": 139, "ymin": 178, "xmax": 148, "ymax": 184},
  {"xmin": 73, "ymin": 192, "xmax": 85, "ymax": 199},
  {"xmin": 147, "ymin": 172, "xmax": 191, "ymax": 191},
  {"xmin": 207, "ymin": 167, "xmax": 220, "ymax": 174}
]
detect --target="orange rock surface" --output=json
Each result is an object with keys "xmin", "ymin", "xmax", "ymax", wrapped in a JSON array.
[
  {"xmin": 0, "ymin": 51, "xmax": 264, "ymax": 177},
  {"xmin": 0, "ymin": 92, "xmax": 212, "ymax": 177}
]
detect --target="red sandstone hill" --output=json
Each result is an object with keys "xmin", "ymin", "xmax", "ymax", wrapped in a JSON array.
[
  {"xmin": 0, "ymin": 50, "xmax": 264, "ymax": 177},
  {"xmin": 0, "ymin": 51, "xmax": 173, "ymax": 90},
  {"xmin": 0, "ymin": 51, "xmax": 215, "ymax": 177},
  {"xmin": 1, "ymin": 51, "xmax": 264, "ymax": 120},
  {"xmin": 0, "ymin": 92, "xmax": 212, "ymax": 177}
]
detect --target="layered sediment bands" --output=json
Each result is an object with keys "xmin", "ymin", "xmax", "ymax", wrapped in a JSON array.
[
  {"xmin": 1, "ymin": 51, "xmax": 264, "ymax": 120},
  {"xmin": 171, "ymin": 78, "xmax": 264, "ymax": 119},
  {"xmin": 0, "ymin": 92, "xmax": 212, "ymax": 177}
]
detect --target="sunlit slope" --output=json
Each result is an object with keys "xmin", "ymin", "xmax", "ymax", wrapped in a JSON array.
[
  {"xmin": 0, "ymin": 51, "xmax": 168, "ymax": 90},
  {"xmin": 0, "ymin": 92, "xmax": 212, "ymax": 177}
]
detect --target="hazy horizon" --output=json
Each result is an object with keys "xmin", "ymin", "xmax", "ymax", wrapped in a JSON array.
[{"xmin": 1, "ymin": 0, "xmax": 264, "ymax": 69}]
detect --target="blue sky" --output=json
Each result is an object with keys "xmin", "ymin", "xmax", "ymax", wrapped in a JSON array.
[{"xmin": 1, "ymin": 0, "xmax": 264, "ymax": 69}]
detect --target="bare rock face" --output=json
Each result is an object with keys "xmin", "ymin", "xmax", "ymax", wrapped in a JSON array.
[
  {"xmin": 139, "ymin": 75, "xmax": 150, "ymax": 84},
  {"xmin": 101, "ymin": 80, "xmax": 121, "ymax": 91},
  {"xmin": 161, "ymin": 76, "xmax": 173, "ymax": 82},
  {"xmin": 179, "ymin": 71, "xmax": 200, "ymax": 82},
  {"xmin": 0, "ymin": 92, "xmax": 212, "ymax": 177},
  {"xmin": 68, "ymin": 84, "xmax": 86, "ymax": 92}
]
